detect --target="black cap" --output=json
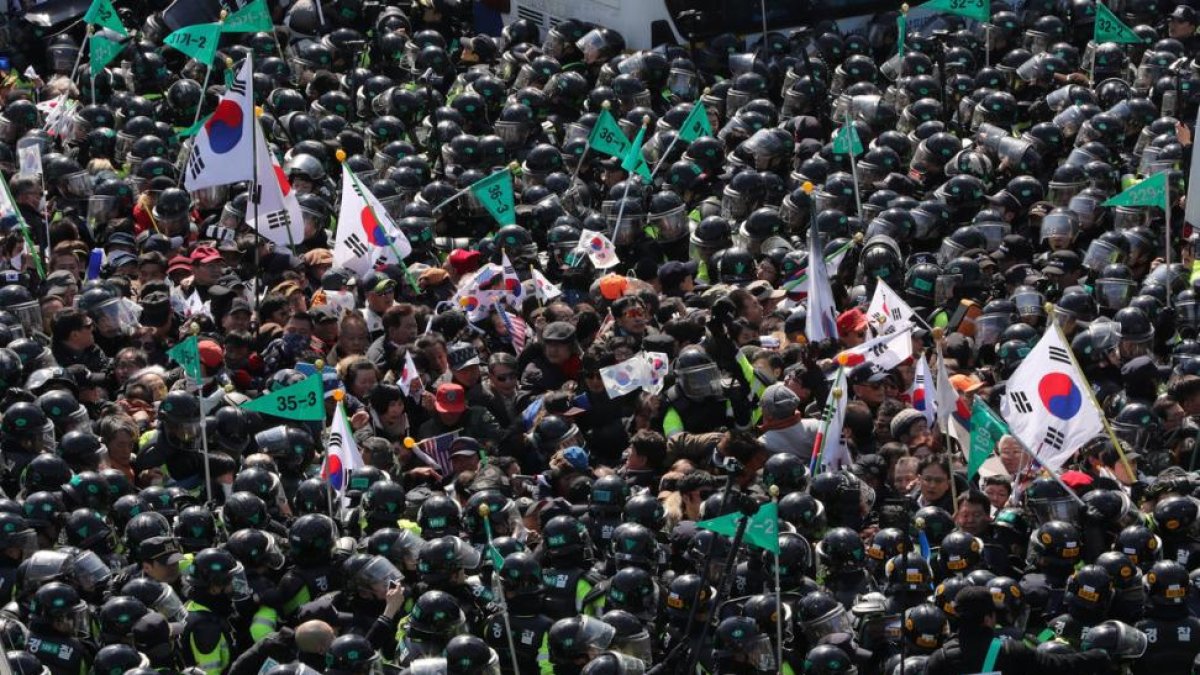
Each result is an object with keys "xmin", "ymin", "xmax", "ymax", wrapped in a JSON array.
[
  {"xmin": 658, "ymin": 260, "xmax": 699, "ymax": 289},
  {"xmin": 139, "ymin": 292, "xmax": 171, "ymax": 327},
  {"xmin": 310, "ymin": 305, "xmax": 340, "ymax": 324},
  {"xmin": 139, "ymin": 536, "xmax": 184, "ymax": 565},
  {"xmin": 542, "ymin": 321, "xmax": 577, "ymax": 343},
  {"xmin": 990, "ymin": 234, "xmax": 1033, "ymax": 263},
  {"xmin": 1044, "ymin": 250, "xmax": 1082, "ymax": 275},
  {"xmin": 848, "ymin": 362, "xmax": 889, "ymax": 386},
  {"xmin": 322, "ymin": 267, "xmax": 357, "ymax": 291},
  {"xmin": 1171, "ymin": 4, "xmax": 1198, "ymax": 22}
]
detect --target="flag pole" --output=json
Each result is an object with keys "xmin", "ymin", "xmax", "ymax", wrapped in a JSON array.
[
  {"xmin": 189, "ymin": 324, "xmax": 215, "ymax": 506},
  {"xmin": 808, "ymin": 366, "xmax": 845, "ymax": 474},
  {"xmin": 1165, "ymin": 183, "xmax": 1174, "ymax": 308},
  {"xmin": 479, "ymin": 503, "xmax": 523, "ymax": 675},
  {"xmin": 176, "ymin": 21, "xmax": 225, "ymax": 189},
  {"xmin": 71, "ymin": 26, "xmax": 92, "ymax": 89},
  {"xmin": 984, "ymin": 398, "xmax": 1084, "ymax": 506},
  {"xmin": 844, "ymin": 113, "xmax": 863, "ymax": 217},
  {"xmin": 1048, "ymin": 319, "xmax": 1137, "ymax": 480},
  {"xmin": 768, "ymin": 485, "xmax": 785, "ymax": 673},
  {"xmin": 612, "ymin": 116, "xmax": 650, "ymax": 249},
  {"xmin": 936, "ymin": 330, "xmax": 958, "ymax": 515}
]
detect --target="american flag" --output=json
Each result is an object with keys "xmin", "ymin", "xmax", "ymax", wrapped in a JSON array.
[
  {"xmin": 411, "ymin": 430, "xmax": 460, "ymax": 476},
  {"xmin": 499, "ymin": 305, "xmax": 527, "ymax": 353}
]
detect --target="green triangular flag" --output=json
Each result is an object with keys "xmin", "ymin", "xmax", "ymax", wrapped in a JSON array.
[
  {"xmin": 897, "ymin": 12, "xmax": 907, "ymax": 57},
  {"xmin": 622, "ymin": 124, "xmax": 652, "ymax": 181},
  {"xmin": 745, "ymin": 502, "xmax": 780, "ymax": 554},
  {"xmin": 1094, "ymin": 2, "xmax": 1145, "ymax": 44},
  {"xmin": 83, "ymin": 0, "xmax": 127, "ymax": 36},
  {"xmin": 968, "ymin": 399, "xmax": 1009, "ymax": 480},
  {"xmin": 587, "ymin": 109, "xmax": 631, "ymax": 160},
  {"xmin": 468, "ymin": 169, "xmax": 516, "ymax": 227},
  {"xmin": 677, "ymin": 102, "xmax": 714, "ymax": 143},
  {"xmin": 89, "ymin": 34, "xmax": 124, "ymax": 78},
  {"xmin": 222, "ymin": 0, "xmax": 273, "ymax": 33},
  {"xmin": 165, "ymin": 335, "xmax": 202, "ymax": 383},
  {"xmin": 697, "ymin": 503, "xmax": 780, "ymax": 554},
  {"xmin": 175, "ymin": 113, "xmax": 212, "ymax": 140},
  {"xmin": 918, "ymin": 0, "xmax": 990, "ymax": 22},
  {"xmin": 1103, "ymin": 171, "xmax": 1169, "ymax": 208},
  {"xmin": 241, "ymin": 375, "xmax": 325, "ymax": 421},
  {"xmin": 164, "ymin": 22, "xmax": 222, "ymax": 65},
  {"xmin": 488, "ymin": 544, "xmax": 505, "ymax": 570},
  {"xmin": 832, "ymin": 117, "xmax": 863, "ymax": 157}
]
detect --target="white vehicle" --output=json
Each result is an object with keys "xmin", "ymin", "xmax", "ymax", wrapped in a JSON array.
[{"xmin": 500, "ymin": 0, "xmax": 910, "ymax": 51}]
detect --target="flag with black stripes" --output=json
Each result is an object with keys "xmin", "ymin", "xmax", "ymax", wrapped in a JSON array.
[{"xmin": 999, "ymin": 324, "xmax": 1104, "ymax": 472}]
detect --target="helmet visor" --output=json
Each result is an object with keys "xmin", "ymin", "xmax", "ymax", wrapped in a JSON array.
[
  {"xmin": 934, "ymin": 274, "xmax": 962, "ymax": 306},
  {"xmin": 613, "ymin": 631, "xmax": 653, "ymax": 665},
  {"xmin": 1096, "ymin": 279, "xmax": 1135, "ymax": 310},
  {"xmin": 154, "ymin": 582, "xmax": 188, "ymax": 622},
  {"xmin": 358, "ymin": 556, "xmax": 403, "ymax": 596},
  {"xmin": 802, "ymin": 605, "xmax": 853, "ymax": 641},
  {"xmin": 92, "ymin": 298, "xmax": 140, "ymax": 337},
  {"xmin": 678, "ymin": 363, "xmax": 723, "ymax": 399},
  {"xmin": 9, "ymin": 300, "xmax": 41, "ymax": 337},
  {"xmin": 71, "ymin": 550, "xmax": 112, "ymax": 593},
  {"xmin": 975, "ymin": 314, "xmax": 1010, "ymax": 347},
  {"xmin": 1014, "ymin": 291, "xmax": 1046, "ymax": 317}
]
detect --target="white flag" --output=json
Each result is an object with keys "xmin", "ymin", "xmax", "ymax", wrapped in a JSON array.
[
  {"xmin": 836, "ymin": 323, "xmax": 913, "ymax": 372},
  {"xmin": 934, "ymin": 347, "xmax": 971, "ymax": 459},
  {"xmin": 332, "ymin": 167, "xmax": 410, "ymax": 276},
  {"xmin": 644, "ymin": 352, "xmax": 670, "ymax": 395},
  {"xmin": 805, "ymin": 224, "xmax": 838, "ymax": 342},
  {"xmin": 1186, "ymin": 105, "xmax": 1200, "ymax": 239},
  {"xmin": 246, "ymin": 122, "xmax": 305, "ymax": 248},
  {"xmin": 999, "ymin": 325, "xmax": 1105, "ymax": 472},
  {"xmin": 600, "ymin": 356, "xmax": 650, "ymax": 398},
  {"xmin": 184, "ymin": 291, "xmax": 211, "ymax": 319},
  {"xmin": 500, "ymin": 251, "xmax": 525, "ymax": 304},
  {"xmin": 17, "ymin": 145, "xmax": 41, "ymax": 177},
  {"xmin": 812, "ymin": 367, "xmax": 851, "ymax": 472},
  {"xmin": 322, "ymin": 403, "xmax": 364, "ymax": 505},
  {"xmin": 184, "ymin": 58, "xmax": 255, "ymax": 191},
  {"xmin": 531, "ymin": 268, "xmax": 562, "ymax": 302},
  {"xmin": 39, "ymin": 94, "xmax": 76, "ymax": 139},
  {"xmin": 575, "ymin": 229, "xmax": 620, "ymax": 269},
  {"xmin": 867, "ymin": 278, "xmax": 917, "ymax": 338},
  {"xmin": 398, "ymin": 350, "xmax": 421, "ymax": 399},
  {"xmin": 908, "ymin": 355, "xmax": 935, "ymax": 428}
]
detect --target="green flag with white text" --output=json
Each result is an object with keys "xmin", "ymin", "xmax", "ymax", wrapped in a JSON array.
[
  {"xmin": 968, "ymin": 399, "xmax": 1008, "ymax": 480},
  {"xmin": 165, "ymin": 335, "xmax": 202, "ymax": 383},
  {"xmin": 1094, "ymin": 2, "xmax": 1144, "ymax": 44},
  {"xmin": 222, "ymin": 0, "xmax": 273, "ymax": 33},
  {"xmin": 89, "ymin": 35, "xmax": 124, "ymax": 77},
  {"xmin": 83, "ymin": 0, "xmax": 128, "ymax": 36},
  {"xmin": 1103, "ymin": 171, "xmax": 1169, "ymax": 208},
  {"xmin": 241, "ymin": 375, "xmax": 325, "ymax": 421},
  {"xmin": 587, "ymin": 109, "xmax": 631, "ymax": 160},
  {"xmin": 468, "ymin": 169, "xmax": 516, "ymax": 227},
  {"xmin": 697, "ymin": 502, "xmax": 780, "ymax": 554},
  {"xmin": 164, "ymin": 22, "xmax": 222, "ymax": 65},
  {"xmin": 917, "ymin": 0, "xmax": 990, "ymax": 23},
  {"xmin": 677, "ymin": 102, "xmax": 714, "ymax": 143}
]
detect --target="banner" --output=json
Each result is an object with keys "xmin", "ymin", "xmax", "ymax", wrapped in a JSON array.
[
  {"xmin": 622, "ymin": 124, "xmax": 652, "ymax": 180},
  {"xmin": 222, "ymin": 0, "xmax": 273, "ymax": 32},
  {"xmin": 697, "ymin": 502, "xmax": 780, "ymax": 554},
  {"xmin": 587, "ymin": 109, "xmax": 631, "ymax": 159},
  {"xmin": 969, "ymin": 399, "xmax": 1009, "ymax": 480},
  {"xmin": 89, "ymin": 34, "xmax": 124, "ymax": 77},
  {"xmin": 677, "ymin": 102, "xmax": 714, "ymax": 143},
  {"xmin": 917, "ymin": 0, "xmax": 989, "ymax": 22},
  {"xmin": 1094, "ymin": 2, "xmax": 1144, "ymax": 44},
  {"xmin": 1103, "ymin": 171, "xmax": 1168, "ymax": 208}
]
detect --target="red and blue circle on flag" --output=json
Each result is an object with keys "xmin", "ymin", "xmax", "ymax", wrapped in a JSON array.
[
  {"xmin": 326, "ymin": 454, "xmax": 344, "ymax": 491},
  {"xmin": 1038, "ymin": 372, "xmax": 1083, "ymax": 420},
  {"xmin": 205, "ymin": 101, "xmax": 244, "ymax": 154}
]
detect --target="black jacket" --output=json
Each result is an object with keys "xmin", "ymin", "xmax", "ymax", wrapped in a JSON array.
[{"xmin": 926, "ymin": 629, "xmax": 1111, "ymax": 675}]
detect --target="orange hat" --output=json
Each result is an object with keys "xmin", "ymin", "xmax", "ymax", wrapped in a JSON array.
[
  {"xmin": 599, "ymin": 273, "xmax": 629, "ymax": 301},
  {"xmin": 949, "ymin": 374, "xmax": 985, "ymax": 393},
  {"xmin": 197, "ymin": 339, "xmax": 224, "ymax": 370}
]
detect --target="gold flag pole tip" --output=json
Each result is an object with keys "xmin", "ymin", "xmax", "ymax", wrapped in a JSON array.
[
  {"xmin": 479, "ymin": 503, "xmax": 491, "ymax": 517},
  {"xmin": 403, "ymin": 437, "xmax": 416, "ymax": 449},
  {"xmin": 768, "ymin": 485, "xmax": 780, "ymax": 499},
  {"xmin": 335, "ymin": 149, "xmax": 347, "ymax": 163},
  {"xmin": 332, "ymin": 389, "xmax": 344, "ymax": 402},
  {"xmin": 189, "ymin": 322, "xmax": 200, "ymax": 336}
]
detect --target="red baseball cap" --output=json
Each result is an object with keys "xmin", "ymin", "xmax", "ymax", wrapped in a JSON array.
[
  {"xmin": 198, "ymin": 339, "xmax": 224, "ymax": 370},
  {"xmin": 836, "ymin": 308, "xmax": 869, "ymax": 337},
  {"xmin": 435, "ymin": 383, "xmax": 467, "ymax": 414},
  {"xmin": 447, "ymin": 249, "xmax": 482, "ymax": 275},
  {"xmin": 191, "ymin": 246, "xmax": 222, "ymax": 265}
]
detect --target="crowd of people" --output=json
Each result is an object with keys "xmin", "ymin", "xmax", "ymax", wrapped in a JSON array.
[{"xmin": 0, "ymin": 0, "xmax": 1197, "ymax": 672}]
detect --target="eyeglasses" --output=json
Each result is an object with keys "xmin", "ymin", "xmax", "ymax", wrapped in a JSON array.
[{"xmin": 920, "ymin": 473, "xmax": 947, "ymax": 484}]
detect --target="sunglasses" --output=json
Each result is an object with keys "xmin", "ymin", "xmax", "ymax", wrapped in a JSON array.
[{"xmin": 622, "ymin": 309, "xmax": 646, "ymax": 319}]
